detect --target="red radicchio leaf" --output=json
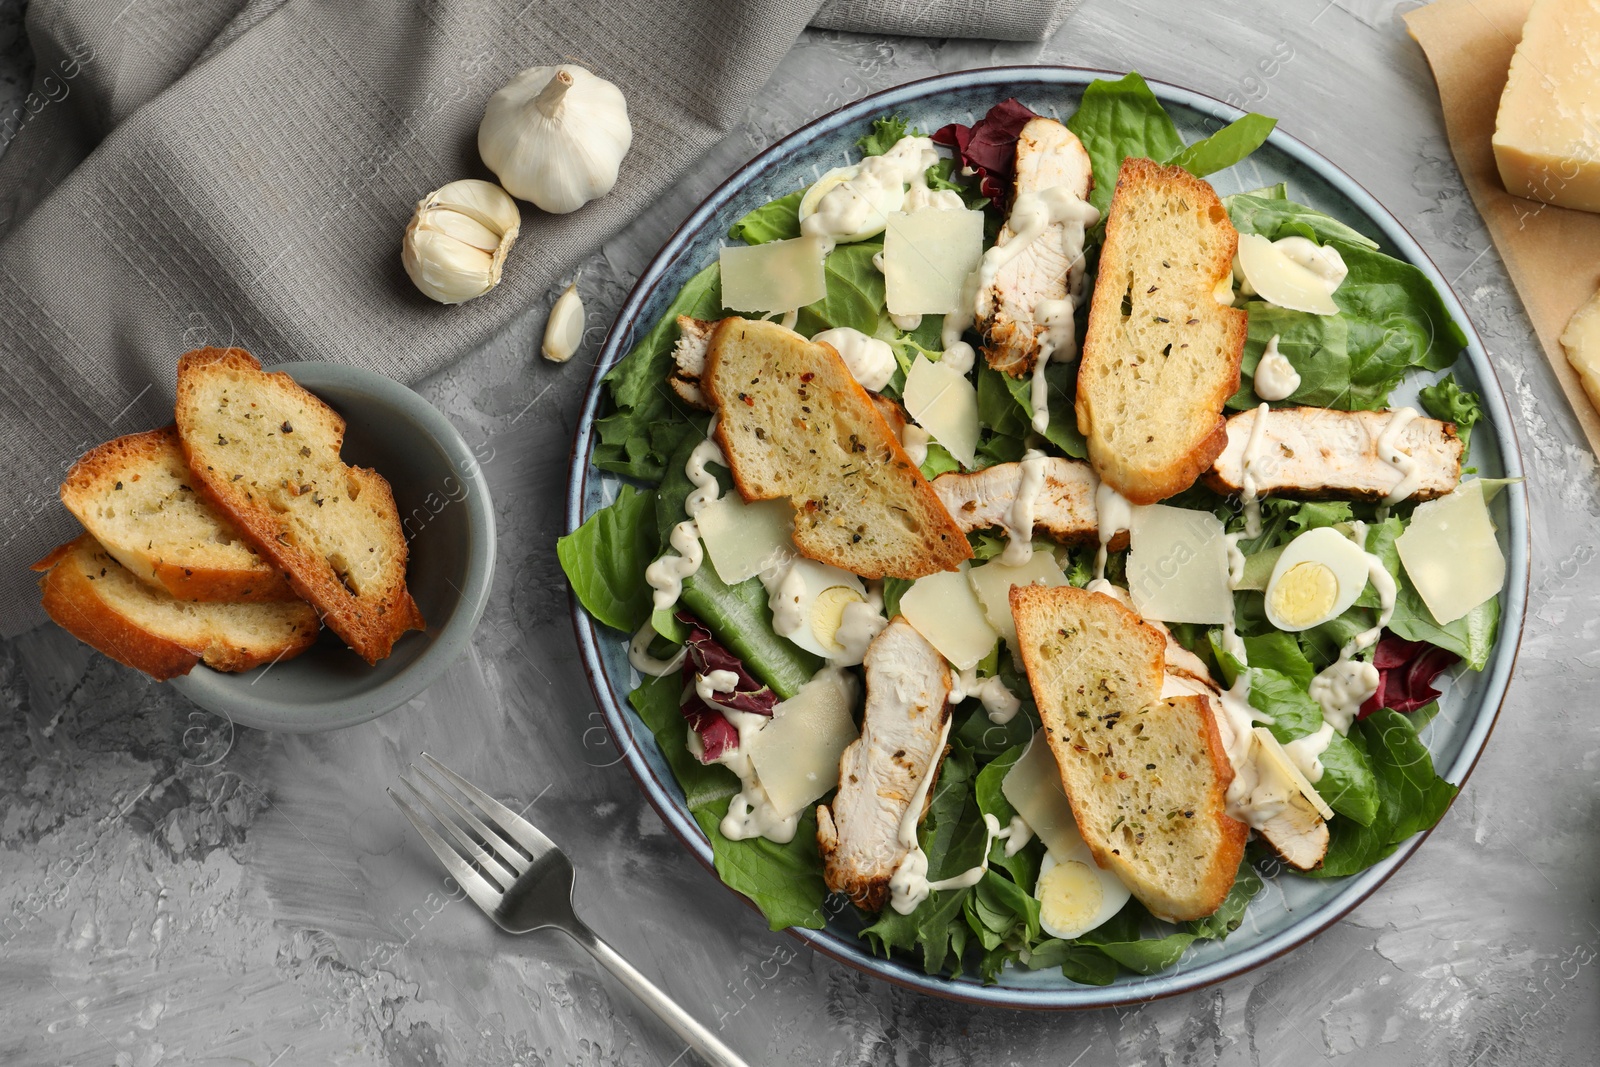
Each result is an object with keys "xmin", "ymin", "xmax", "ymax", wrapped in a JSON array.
[
  {"xmin": 673, "ymin": 612, "xmax": 778, "ymax": 765},
  {"xmin": 931, "ymin": 98, "xmax": 1037, "ymax": 203},
  {"xmin": 1359, "ymin": 632, "xmax": 1460, "ymax": 718},
  {"xmin": 679, "ymin": 691, "xmax": 741, "ymax": 763}
]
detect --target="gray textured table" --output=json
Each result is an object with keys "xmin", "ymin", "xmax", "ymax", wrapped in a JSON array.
[{"xmin": 3, "ymin": 2, "xmax": 1597, "ymax": 1064}]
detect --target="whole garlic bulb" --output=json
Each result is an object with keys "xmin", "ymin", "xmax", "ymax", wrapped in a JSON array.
[
  {"xmin": 478, "ymin": 65, "xmax": 632, "ymax": 214},
  {"xmin": 402, "ymin": 179, "xmax": 520, "ymax": 304}
]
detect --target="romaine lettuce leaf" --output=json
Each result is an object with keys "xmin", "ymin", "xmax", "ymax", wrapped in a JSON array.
[{"xmin": 558, "ymin": 484, "xmax": 661, "ymax": 633}]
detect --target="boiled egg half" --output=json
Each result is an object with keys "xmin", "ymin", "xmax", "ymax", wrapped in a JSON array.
[
  {"xmin": 769, "ymin": 558, "xmax": 869, "ymax": 658},
  {"xmin": 1263, "ymin": 526, "xmax": 1371, "ymax": 631},
  {"xmin": 798, "ymin": 165, "xmax": 906, "ymax": 243},
  {"xmin": 1003, "ymin": 732, "xmax": 1131, "ymax": 940}
]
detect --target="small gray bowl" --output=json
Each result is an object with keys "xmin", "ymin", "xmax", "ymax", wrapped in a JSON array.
[{"xmin": 171, "ymin": 361, "xmax": 495, "ymax": 732}]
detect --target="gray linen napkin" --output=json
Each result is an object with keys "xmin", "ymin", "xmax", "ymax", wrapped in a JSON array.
[{"xmin": 0, "ymin": 0, "xmax": 1072, "ymax": 636}]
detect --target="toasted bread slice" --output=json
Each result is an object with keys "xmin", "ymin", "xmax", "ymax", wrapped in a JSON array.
[
  {"xmin": 59, "ymin": 427, "xmax": 296, "ymax": 602},
  {"xmin": 34, "ymin": 534, "xmax": 318, "ymax": 680},
  {"xmin": 703, "ymin": 318, "xmax": 971, "ymax": 579},
  {"xmin": 1010, "ymin": 584, "xmax": 1246, "ymax": 920},
  {"xmin": 1076, "ymin": 158, "xmax": 1247, "ymax": 504},
  {"xmin": 174, "ymin": 348, "xmax": 423, "ymax": 664}
]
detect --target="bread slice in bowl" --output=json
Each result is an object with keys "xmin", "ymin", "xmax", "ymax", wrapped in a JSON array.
[
  {"xmin": 174, "ymin": 347, "xmax": 423, "ymax": 664},
  {"xmin": 34, "ymin": 534, "xmax": 318, "ymax": 680}
]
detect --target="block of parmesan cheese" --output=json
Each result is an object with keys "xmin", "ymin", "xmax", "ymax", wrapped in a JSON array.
[
  {"xmin": 1492, "ymin": 0, "xmax": 1600, "ymax": 212},
  {"xmin": 1560, "ymin": 285, "xmax": 1600, "ymax": 414}
]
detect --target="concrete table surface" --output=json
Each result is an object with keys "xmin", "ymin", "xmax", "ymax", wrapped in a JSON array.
[{"xmin": 2, "ymin": 2, "xmax": 1596, "ymax": 1064}]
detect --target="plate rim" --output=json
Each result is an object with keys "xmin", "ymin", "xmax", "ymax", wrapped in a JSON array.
[{"xmin": 565, "ymin": 64, "xmax": 1530, "ymax": 1008}]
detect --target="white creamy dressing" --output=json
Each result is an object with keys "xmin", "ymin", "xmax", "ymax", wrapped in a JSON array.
[
  {"xmin": 1376, "ymin": 405, "xmax": 1422, "ymax": 505},
  {"xmin": 694, "ymin": 669, "xmax": 740, "ymax": 704},
  {"xmin": 831, "ymin": 582, "xmax": 888, "ymax": 667},
  {"xmin": 1092, "ymin": 480, "xmax": 1135, "ymax": 582},
  {"xmin": 941, "ymin": 185, "xmax": 1098, "ymax": 422},
  {"xmin": 1002, "ymin": 814, "xmax": 1034, "ymax": 856},
  {"xmin": 627, "ymin": 620, "xmax": 688, "ymax": 677},
  {"xmin": 763, "ymin": 560, "xmax": 809, "ymax": 639},
  {"xmin": 999, "ymin": 449, "xmax": 1048, "ymax": 566},
  {"xmin": 1253, "ymin": 334, "xmax": 1301, "ymax": 401},
  {"xmin": 709, "ymin": 703, "xmax": 803, "ymax": 845},
  {"xmin": 901, "ymin": 424, "xmax": 931, "ymax": 467},
  {"xmin": 950, "ymin": 667, "xmax": 1022, "ymax": 724},
  {"xmin": 1224, "ymin": 532, "xmax": 1247, "ymax": 588},
  {"xmin": 1275, "ymin": 236, "xmax": 1349, "ymax": 287},
  {"xmin": 1238, "ymin": 402, "xmax": 1273, "ymax": 538},
  {"xmin": 644, "ymin": 425, "xmax": 725, "ymax": 611},
  {"xmin": 810, "ymin": 326, "xmax": 896, "ymax": 392},
  {"xmin": 1283, "ymin": 722, "xmax": 1337, "ymax": 783},
  {"xmin": 1306, "ymin": 521, "xmax": 1397, "ymax": 736},
  {"xmin": 801, "ymin": 136, "xmax": 941, "ymax": 253}
]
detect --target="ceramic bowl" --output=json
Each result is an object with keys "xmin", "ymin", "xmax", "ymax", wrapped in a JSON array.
[
  {"xmin": 567, "ymin": 67, "xmax": 1529, "ymax": 1007},
  {"xmin": 172, "ymin": 361, "xmax": 495, "ymax": 732}
]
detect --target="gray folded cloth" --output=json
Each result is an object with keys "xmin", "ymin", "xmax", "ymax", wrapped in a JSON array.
[{"xmin": 0, "ymin": 0, "xmax": 1072, "ymax": 637}]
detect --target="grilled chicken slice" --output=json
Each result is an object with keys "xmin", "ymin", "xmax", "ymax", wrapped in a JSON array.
[
  {"xmin": 1158, "ymin": 635, "xmax": 1329, "ymax": 871},
  {"xmin": 817, "ymin": 617, "xmax": 952, "ymax": 911},
  {"xmin": 668, "ymin": 315, "xmax": 717, "ymax": 409},
  {"xmin": 931, "ymin": 456, "xmax": 1125, "ymax": 548},
  {"xmin": 978, "ymin": 118, "xmax": 1094, "ymax": 378},
  {"xmin": 1206, "ymin": 406, "xmax": 1462, "ymax": 503}
]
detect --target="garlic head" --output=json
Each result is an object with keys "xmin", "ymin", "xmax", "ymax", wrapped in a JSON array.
[
  {"xmin": 542, "ymin": 281, "xmax": 585, "ymax": 363},
  {"xmin": 402, "ymin": 179, "xmax": 520, "ymax": 304},
  {"xmin": 478, "ymin": 65, "xmax": 632, "ymax": 214}
]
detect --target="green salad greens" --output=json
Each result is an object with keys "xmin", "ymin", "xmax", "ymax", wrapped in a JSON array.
[{"xmin": 561, "ymin": 72, "xmax": 1496, "ymax": 985}]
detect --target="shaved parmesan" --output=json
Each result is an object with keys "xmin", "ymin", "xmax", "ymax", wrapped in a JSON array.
[
  {"xmin": 1001, "ymin": 732, "xmax": 1088, "ymax": 861},
  {"xmin": 719, "ymin": 236, "xmax": 827, "ymax": 313},
  {"xmin": 903, "ymin": 356, "xmax": 979, "ymax": 468},
  {"xmin": 884, "ymin": 209, "xmax": 985, "ymax": 315},
  {"xmin": 748, "ymin": 669, "xmax": 859, "ymax": 818},
  {"xmin": 899, "ymin": 562, "xmax": 997, "ymax": 670},
  {"xmin": 1126, "ymin": 504, "xmax": 1233, "ymax": 624},
  {"xmin": 1253, "ymin": 727, "xmax": 1335, "ymax": 821},
  {"xmin": 967, "ymin": 552, "xmax": 1069, "ymax": 653},
  {"xmin": 696, "ymin": 493, "xmax": 795, "ymax": 585},
  {"xmin": 1236, "ymin": 233, "xmax": 1340, "ymax": 316},
  {"xmin": 1395, "ymin": 479, "xmax": 1505, "ymax": 625}
]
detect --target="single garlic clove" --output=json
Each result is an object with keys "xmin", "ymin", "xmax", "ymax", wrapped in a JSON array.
[
  {"xmin": 402, "ymin": 179, "xmax": 520, "ymax": 304},
  {"xmin": 478, "ymin": 65, "xmax": 633, "ymax": 214},
  {"xmin": 542, "ymin": 281, "xmax": 585, "ymax": 362}
]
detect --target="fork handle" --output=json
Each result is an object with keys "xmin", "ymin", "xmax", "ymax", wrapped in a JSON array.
[{"xmin": 562, "ymin": 920, "xmax": 751, "ymax": 1067}]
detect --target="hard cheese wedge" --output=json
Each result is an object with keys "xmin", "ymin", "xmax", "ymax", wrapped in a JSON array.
[
  {"xmin": 696, "ymin": 493, "xmax": 794, "ymax": 585},
  {"xmin": 1126, "ymin": 504, "xmax": 1233, "ymax": 624},
  {"xmin": 899, "ymin": 563, "xmax": 997, "ymax": 670},
  {"xmin": 1560, "ymin": 285, "xmax": 1600, "ymax": 414},
  {"xmin": 884, "ymin": 209, "xmax": 985, "ymax": 315},
  {"xmin": 1492, "ymin": 0, "xmax": 1600, "ymax": 212},
  {"xmin": 1395, "ymin": 479, "xmax": 1505, "ymax": 625},
  {"xmin": 719, "ymin": 236, "xmax": 828, "ymax": 313},
  {"xmin": 748, "ymin": 669, "xmax": 859, "ymax": 818}
]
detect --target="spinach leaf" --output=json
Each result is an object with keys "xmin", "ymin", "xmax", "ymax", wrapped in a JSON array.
[
  {"xmin": 1388, "ymin": 584, "xmax": 1500, "ymax": 672},
  {"xmin": 1311, "ymin": 709, "xmax": 1458, "ymax": 877},
  {"xmin": 974, "ymin": 743, "xmax": 1042, "ymax": 888},
  {"xmin": 728, "ymin": 189, "xmax": 803, "ymax": 245},
  {"xmin": 557, "ymin": 485, "xmax": 660, "ymax": 633},
  {"xmin": 1000, "ymin": 361, "xmax": 1089, "ymax": 458},
  {"xmin": 1066, "ymin": 72, "xmax": 1185, "ymax": 216},
  {"xmin": 1227, "ymin": 302, "xmax": 1353, "ymax": 409},
  {"xmin": 1419, "ymin": 373, "xmax": 1483, "ymax": 461},
  {"xmin": 1250, "ymin": 667, "xmax": 1379, "ymax": 825},
  {"xmin": 1224, "ymin": 192, "xmax": 1380, "ymax": 250},
  {"xmin": 1165, "ymin": 114, "xmax": 1277, "ymax": 177},
  {"xmin": 795, "ymin": 242, "xmax": 886, "ymax": 337},
  {"xmin": 1241, "ymin": 632, "xmax": 1313, "ymax": 690},
  {"xmin": 691, "ymin": 802, "xmax": 829, "ymax": 930},
  {"xmin": 593, "ymin": 263, "xmax": 723, "ymax": 481}
]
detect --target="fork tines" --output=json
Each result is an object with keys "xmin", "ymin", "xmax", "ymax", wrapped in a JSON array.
[{"xmin": 388, "ymin": 753, "xmax": 551, "ymax": 911}]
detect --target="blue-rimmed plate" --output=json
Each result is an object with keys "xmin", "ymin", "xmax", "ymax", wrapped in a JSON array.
[{"xmin": 566, "ymin": 67, "xmax": 1529, "ymax": 1008}]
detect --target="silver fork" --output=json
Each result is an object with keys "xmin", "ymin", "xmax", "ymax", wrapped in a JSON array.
[{"xmin": 390, "ymin": 753, "xmax": 750, "ymax": 1067}]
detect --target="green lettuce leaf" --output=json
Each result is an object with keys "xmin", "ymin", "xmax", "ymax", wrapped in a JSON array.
[
  {"xmin": 1224, "ymin": 192, "xmax": 1380, "ymax": 250},
  {"xmin": 1066, "ymin": 72, "xmax": 1185, "ymax": 216},
  {"xmin": 691, "ymin": 802, "xmax": 829, "ymax": 930},
  {"xmin": 557, "ymin": 484, "xmax": 660, "ymax": 633},
  {"xmin": 593, "ymin": 264, "xmax": 723, "ymax": 481},
  {"xmin": 1419, "ymin": 373, "xmax": 1484, "ymax": 462},
  {"xmin": 796, "ymin": 243, "xmax": 886, "ymax": 337},
  {"xmin": 1165, "ymin": 114, "xmax": 1277, "ymax": 177},
  {"xmin": 858, "ymin": 115, "xmax": 917, "ymax": 156},
  {"xmin": 1249, "ymin": 667, "xmax": 1379, "ymax": 826},
  {"xmin": 999, "ymin": 361, "xmax": 1089, "ymax": 458},
  {"xmin": 629, "ymin": 675, "xmax": 740, "ymax": 813},
  {"xmin": 1310, "ymin": 709, "xmax": 1458, "ymax": 877},
  {"xmin": 728, "ymin": 189, "xmax": 804, "ymax": 245}
]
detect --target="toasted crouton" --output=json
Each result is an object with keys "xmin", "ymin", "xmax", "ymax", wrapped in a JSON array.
[
  {"xmin": 703, "ymin": 318, "xmax": 971, "ymax": 580},
  {"xmin": 1010, "ymin": 584, "xmax": 1246, "ymax": 920},
  {"xmin": 174, "ymin": 348, "xmax": 423, "ymax": 664},
  {"xmin": 1076, "ymin": 158, "xmax": 1246, "ymax": 504},
  {"xmin": 34, "ymin": 534, "xmax": 318, "ymax": 680},
  {"xmin": 59, "ymin": 427, "xmax": 295, "ymax": 602}
]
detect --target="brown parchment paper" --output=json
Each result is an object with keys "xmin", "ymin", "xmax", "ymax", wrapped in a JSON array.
[{"xmin": 1405, "ymin": 0, "xmax": 1600, "ymax": 454}]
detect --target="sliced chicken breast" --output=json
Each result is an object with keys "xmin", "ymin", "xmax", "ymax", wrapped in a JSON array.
[
  {"xmin": 932, "ymin": 456, "xmax": 1120, "ymax": 547},
  {"xmin": 1206, "ymin": 406, "xmax": 1462, "ymax": 503},
  {"xmin": 668, "ymin": 315, "xmax": 717, "ymax": 409},
  {"xmin": 816, "ymin": 617, "xmax": 952, "ymax": 911},
  {"xmin": 978, "ymin": 118, "xmax": 1094, "ymax": 378}
]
